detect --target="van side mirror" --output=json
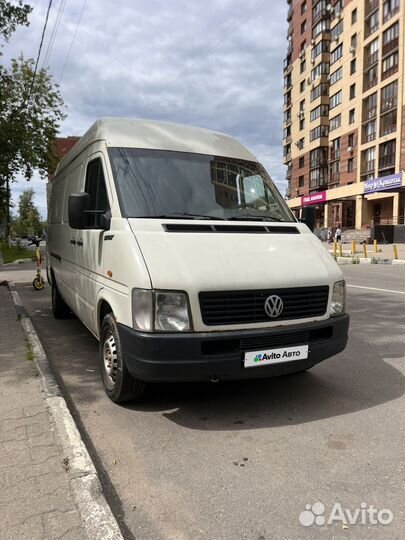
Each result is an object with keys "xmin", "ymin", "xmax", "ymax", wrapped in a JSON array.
[
  {"xmin": 68, "ymin": 193, "xmax": 90, "ymax": 229},
  {"xmin": 300, "ymin": 206, "xmax": 316, "ymax": 232}
]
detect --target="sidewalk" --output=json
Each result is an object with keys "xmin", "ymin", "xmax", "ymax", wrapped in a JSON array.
[
  {"xmin": 322, "ymin": 241, "xmax": 405, "ymax": 263},
  {"xmin": 0, "ymin": 285, "xmax": 87, "ymax": 540}
]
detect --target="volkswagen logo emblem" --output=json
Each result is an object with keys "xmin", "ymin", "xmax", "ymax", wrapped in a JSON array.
[{"xmin": 264, "ymin": 295, "xmax": 284, "ymax": 318}]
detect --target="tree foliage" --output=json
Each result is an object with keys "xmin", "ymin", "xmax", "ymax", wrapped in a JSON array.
[
  {"xmin": 0, "ymin": 55, "xmax": 66, "ymax": 182},
  {"xmin": 0, "ymin": 0, "xmax": 31, "ymax": 42},
  {"xmin": 12, "ymin": 188, "xmax": 42, "ymax": 237}
]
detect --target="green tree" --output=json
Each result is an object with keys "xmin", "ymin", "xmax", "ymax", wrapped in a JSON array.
[
  {"xmin": 12, "ymin": 188, "xmax": 42, "ymax": 238},
  {"xmin": 0, "ymin": 2, "xmax": 65, "ymax": 239},
  {"xmin": 0, "ymin": 0, "xmax": 31, "ymax": 42}
]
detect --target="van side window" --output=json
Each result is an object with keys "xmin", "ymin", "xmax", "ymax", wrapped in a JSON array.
[{"xmin": 85, "ymin": 159, "xmax": 109, "ymax": 227}]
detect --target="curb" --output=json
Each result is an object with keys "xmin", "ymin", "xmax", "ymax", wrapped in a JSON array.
[
  {"xmin": 8, "ymin": 281, "xmax": 124, "ymax": 540},
  {"xmin": 333, "ymin": 255, "xmax": 405, "ymax": 266}
]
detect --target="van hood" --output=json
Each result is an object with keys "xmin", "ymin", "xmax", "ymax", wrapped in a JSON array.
[{"xmin": 129, "ymin": 219, "xmax": 342, "ymax": 292}]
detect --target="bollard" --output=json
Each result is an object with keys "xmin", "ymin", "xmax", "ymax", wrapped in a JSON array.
[
  {"xmin": 363, "ymin": 243, "xmax": 367, "ymax": 258},
  {"xmin": 374, "ymin": 239, "xmax": 378, "ymax": 253},
  {"xmin": 339, "ymin": 243, "xmax": 343, "ymax": 257},
  {"xmin": 393, "ymin": 244, "xmax": 398, "ymax": 259},
  {"xmin": 351, "ymin": 240, "xmax": 356, "ymax": 255},
  {"xmin": 333, "ymin": 241, "xmax": 337, "ymax": 257}
]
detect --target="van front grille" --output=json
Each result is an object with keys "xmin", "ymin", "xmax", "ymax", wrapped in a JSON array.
[{"xmin": 199, "ymin": 286, "xmax": 329, "ymax": 326}]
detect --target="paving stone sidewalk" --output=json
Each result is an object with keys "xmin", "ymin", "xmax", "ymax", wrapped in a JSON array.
[{"xmin": 0, "ymin": 285, "xmax": 87, "ymax": 540}]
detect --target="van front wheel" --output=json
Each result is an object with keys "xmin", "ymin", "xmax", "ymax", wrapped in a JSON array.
[{"xmin": 100, "ymin": 313, "xmax": 146, "ymax": 403}]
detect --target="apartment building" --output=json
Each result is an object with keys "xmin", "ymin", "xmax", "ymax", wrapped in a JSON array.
[{"xmin": 283, "ymin": 0, "xmax": 405, "ymax": 230}]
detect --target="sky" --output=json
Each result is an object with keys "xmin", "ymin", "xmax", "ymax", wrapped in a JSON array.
[{"xmin": 4, "ymin": 0, "xmax": 288, "ymax": 219}]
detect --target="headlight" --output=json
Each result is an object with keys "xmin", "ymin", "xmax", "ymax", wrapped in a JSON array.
[
  {"xmin": 330, "ymin": 280, "xmax": 346, "ymax": 316},
  {"xmin": 155, "ymin": 291, "xmax": 191, "ymax": 331},
  {"xmin": 132, "ymin": 289, "xmax": 192, "ymax": 332}
]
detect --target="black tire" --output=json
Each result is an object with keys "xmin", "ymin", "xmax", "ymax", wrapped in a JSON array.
[
  {"xmin": 99, "ymin": 313, "xmax": 146, "ymax": 403},
  {"xmin": 33, "ymin": 276, "xmax": 45, "ymax": 290},
  {"xmin": 51, "ymin": 279, "xmax": 70, "ymax": 319}
]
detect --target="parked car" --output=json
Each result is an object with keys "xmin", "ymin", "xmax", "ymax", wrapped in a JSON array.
[{"xmin": 47, "ymin": 118, "xmax": 349, "ymax": 403}]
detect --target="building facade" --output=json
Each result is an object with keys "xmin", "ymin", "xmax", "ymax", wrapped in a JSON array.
[{"xmin": 283, "ymin": 0, "xmax": 405, "ymax": 230}]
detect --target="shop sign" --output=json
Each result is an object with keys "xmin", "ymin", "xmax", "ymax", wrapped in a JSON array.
[
  {"xmin": 302, "ymin": 191, "xmax": 327, "ymax": 206},
  {"xmin": 364, "ymin": 172, "xmax": 403, "ymax": 194}
]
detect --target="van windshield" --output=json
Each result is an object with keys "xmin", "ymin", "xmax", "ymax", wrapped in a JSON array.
[{"xmin": 108, "ymin": 148, "xmax": 295, "ymax": 222}]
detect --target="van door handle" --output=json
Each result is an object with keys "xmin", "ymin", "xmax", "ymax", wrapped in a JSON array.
[
  {"xmin": 70, "ymin": 239, "xmax": 76, "ymax": 245},
  {"xmin": 77, "ymin": 240, "xmax": 83, "ymax": 247}
]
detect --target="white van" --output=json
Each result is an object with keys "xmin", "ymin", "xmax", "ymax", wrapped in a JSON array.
[{"xmin": 47, "ymin": 118, "xmax": 349, "ymax": 403}]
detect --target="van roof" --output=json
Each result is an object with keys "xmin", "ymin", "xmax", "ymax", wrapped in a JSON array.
[{"xmin": 56, "ymin": 118, "xmax": 258, "ymax": 175}]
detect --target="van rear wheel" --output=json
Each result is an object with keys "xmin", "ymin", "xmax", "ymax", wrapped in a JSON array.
[{"xmin": 100, "ymin": 313, "xmax": 146, "ymax": 403}]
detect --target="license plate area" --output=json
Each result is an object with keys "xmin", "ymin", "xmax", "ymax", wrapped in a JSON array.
[{"xmin": 244, "ymin": 345, "xmax": 309, "ymax": 368}]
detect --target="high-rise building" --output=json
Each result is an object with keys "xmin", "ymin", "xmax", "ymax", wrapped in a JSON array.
[{"xmin": 283, "ymin": 0, "xmax": 404, "ymax": 230}]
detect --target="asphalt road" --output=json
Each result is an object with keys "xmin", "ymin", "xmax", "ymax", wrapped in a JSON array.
[{"xmin": 5, "ymin": 263, "xmax": 405, "ymax": 540}]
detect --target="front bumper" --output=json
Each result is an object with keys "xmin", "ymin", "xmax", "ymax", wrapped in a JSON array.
[{"xmin": 118, "ymin": 314, "xmax": 349, "ymax": 383}]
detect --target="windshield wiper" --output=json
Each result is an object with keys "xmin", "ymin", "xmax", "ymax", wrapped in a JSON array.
[
  {"xmin": 228, "ymin": 215, "xmax": 284, "ymax": 222},
  {"xmin": 142, "ymin": 213, "xmax": 227, "ymax": 221}
]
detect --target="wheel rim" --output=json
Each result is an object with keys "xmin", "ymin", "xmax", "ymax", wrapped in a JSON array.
[{"xmin": 103, "ymin": 333, "xmax": 118, "ymax": 386}]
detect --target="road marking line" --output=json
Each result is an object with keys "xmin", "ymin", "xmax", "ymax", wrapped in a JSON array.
[{"xmin": 347, "ymin": 284, "xmax": 405, "ymax": 295}]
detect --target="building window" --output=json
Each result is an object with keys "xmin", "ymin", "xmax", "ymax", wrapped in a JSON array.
[
  {"xmin": 297, "ymin": 138, "xmax": 305, "ymax": 150},
  {"xmin": 365, "ymin": 37, "xmax": 379, "ymax": 69},
  {"xmin": 351, "ymin": 34, "xmax": 357, "ymax": 49},
  {"xmin": 300, "ymin": 59, "xmax": 306, "ymax": 73},
  {"xmin": 379, "ymin": 139, "xmax": 396, "ymax": 170},
  {"xmin": 382, "ymin": 22, "xmax": 399, "ymax": 56},
  {"xmin": 330, "ymin": 44, "xmax": 343, "ymax": 65},
  {"xmin": 330, "ymin": 66, "xmax": 343, "ymax": 86},
  {"xmin": 380, "ymin": 80, "xmax": 398, "ymax": 112},
  {"xmin": 362, "ymin": 119, "xmax": 377, "ymax": 143},
  {"xmin": 362, "ymin": 92, "xmax": 377, "ymax": 121},
  {"xmin": 351, "ymin": 8, "xmax": 357, "ymax": 24},
  {"xmin": 301, "ymin": 1, "xmax": 307, "ymax": 14},
  {"xmin": 383, "ymin": 0, "xmax": 400, "ymax": 23},
  {"xmin": 330, "ymin": 138, "xmax": 340, "ymax": 160},
  {"xmin": 363, "ymin": 65, "xmax": 378, "ymax": 91},
  {"xmin": 330, "ymin": 114, "xmax": 341, "ymax": 132},
  {"xmin": 311, "ymin": 62, "xmax": 329, "ymax": 81},
  {"xmin": 310, "ymin": 147, "xmax": 328, "ymax": 168},
  {"xmin": 300, "ymin": 80, "xmax": 305, "ymax": 92},
  {"xmin": 310, "ymin": 83, "xmax": 328, "ymax": 101},
  {"xmin": 329, "ymin": 160, "xmax": 340, "ymax": 185},
  {"xmin": 299, "ymin": 118, "xmax": 305, "ymax": 130},
  {"xmin": 361, "ymin": 146, "xmax": 376, "ymax": 175},
  {"xmin": 299, "ymin": 156, "xmax": 305, "ymax": 168},
  {"xmin": 350, "ymin": 58, "xmax": 356, "ymax": 75},
  {"xmin": 348, "ymin": 133, "xmax": 355, "ymax": 148},
  {"xmin": 365, "ymin": 10, "xmax": 379, "ymax": 38},
  {"xmin": 348, "ymin": 158, "xmax": 355, "ymax": 172},
  {"xmin": 382, "ymin": 51, "xmax": 398, "ymax": 80},
  {"xmin": 380, "ymin": 110, "xmax": 397, "ymax": 136},
  {"xmin": 299, "ymin": 175, "xmax": 305, "ymax": 187},
  {"xmin": 330, "ymin": 90, "xmax": 342, "ymax": 110},
  {"xmin": 313, "ymin": 19, "xmax": 330, "ymax": 39},
  {"xmin": 311, "ymin": 40, "xmax": 329, "ymax": 61},
  {"xmin": 331, "ymin": 20, "xmax": 344, "ymax": 41},
  {"xmin": 310, "ymin": 125, "xmax": 329, "ymax": 141},
  {"xmin": 301, "ymin": 40, "xmax": 306, "ymax": 52},
  {"xmin": 349, "ymin": 108, "xmax": 355, "ymax": 124},
  {"xmin": 349, "ymin": 83, "xmax": 356, "ymax": 100},
  {"xmin": 310, "ymin": 104, "xmax": 329, "ymax": 122},
  {"xmin": 301, "ymin": 19, "xmax": 307, "ymax": 34}
]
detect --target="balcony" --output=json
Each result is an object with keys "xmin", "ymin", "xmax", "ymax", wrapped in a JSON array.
[
  {"xmin": 328, "ymin": 173, "xmax": 340, "ymax": 186},
  {"xmin": 283, "ymin": 57, "xmax": 293, "ymax": 75},
  {"xmin": 361, "ymin": 160, "xmax": 375, "ymax": 174},
  {"xmin": 364, "ymin": 77, "xmax": 378, "ymax": 90},
  {"xmin": 283, "ymin": 152, "xmax": 291, "ymax": 164},
  {"xmin": 329, "ymin": 151, "xmax": 340, "ymax": 162},
  {"xmin": 365, "ymin": 0, "xmax": 379, "ymax": 16},
  {"xmin": 312, "ymin": 9, "xmax": 329, "ymax": 27},
  {"xmin": 284, "ymin": 99, "xmax": 292, "ymax": 110},
  {"xmin": 380, "ymin": 111, "xmax": 397, "ymax": 136},
  {"xmin": 382, "ymin": 37, "xmax": 399, "ymax": 57},
  {"xmin": 379, "ymin": 153, "xmax": 396, "ymax": 169},
  {"xmin": 383, "ymin": 5, "xmax": 400, "ymax": 23},
  {"xmin": 284, "ymin": 135, "xmax": 292, "ymax": 144},
  {"xmin": 364, "ymin": 50, "xmax": 379, "ymax": 69},
  {"xmin": 381, "ymin": 96, "xmax": 397, "ymax": 113},
  {"xmin": 287, "ymin": 5, "xmax": 293, "ymax": 21},
  {"xmin": 382, "ymin": 64, "xmax": 398, "ymax": 81},
  {"xmin": 286, "ymin": 165, "xmax": 292, "ymax": 179}
]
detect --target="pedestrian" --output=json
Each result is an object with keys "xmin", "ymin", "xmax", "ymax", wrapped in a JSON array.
[
  {"xmin": 327, "ymin": 229, "xmax": 333, "ymax": 244},
  {"xmin": 335, "ymin": 226, "xmax": 342, "ymax": 243}
]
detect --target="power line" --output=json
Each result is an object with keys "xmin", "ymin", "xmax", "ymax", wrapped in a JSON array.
[
  {"xmin": 27, "ymin": 0, "xmax": 54, "ymax": 103},
  {"xmin": 59, "ymin": 0, "xmax": 87, "ymax": 83},
  {"xmin": 42, "ymin": 0, "xmax": 67, "ymax": 69}
]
